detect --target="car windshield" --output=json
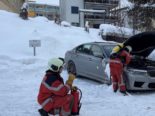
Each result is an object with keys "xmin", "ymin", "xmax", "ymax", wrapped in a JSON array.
[{"xmin": 102, "ymin": 45, "xmax": 116, "ymax": 57}]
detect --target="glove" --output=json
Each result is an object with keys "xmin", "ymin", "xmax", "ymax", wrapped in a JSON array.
[
  {"xmin": 71, "ymin": 86, "xmax": 78, "ymax": 91},
  {"xmin": 66, "ymin": 73, "xmax": 76, "ymax": 86}
]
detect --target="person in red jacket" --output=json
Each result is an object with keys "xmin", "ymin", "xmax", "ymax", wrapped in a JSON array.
[
  {"xmin": 110, "ymin": 45, "xmax": 132, "ymax": 95},
  {"xmin": 37, "ymin": 58, "xmax": 76, "ymax": 116}
]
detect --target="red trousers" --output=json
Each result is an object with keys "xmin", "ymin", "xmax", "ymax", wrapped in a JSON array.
[
  {"xmin": 43, "ymin": 94, "xmax": 74, "ymax": 116},
  {"xmin": 110, "ymin": 62, "xmax": 126, "ymax": 92}
]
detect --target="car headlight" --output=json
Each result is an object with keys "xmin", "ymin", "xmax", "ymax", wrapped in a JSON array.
[{"xmin": 126, "ymin": 69, "xmax": 148, "ymax": 76}]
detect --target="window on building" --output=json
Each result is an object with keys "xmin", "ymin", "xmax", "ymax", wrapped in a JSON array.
[
  {"xmin": 36, "ymin": 13, "xmax": 43, "ymax": 16},
  {"xmin": 71, "ymin": 22, "xmax": 79, "ymax": 26},
  {"xmin": 71, "ymin": 6, "xmax": 79, "ymax": 14}
]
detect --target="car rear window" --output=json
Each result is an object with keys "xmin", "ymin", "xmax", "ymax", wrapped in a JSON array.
[{"xmin": 102, "ymin": 45, "xmax": 115, "ymax": 57}]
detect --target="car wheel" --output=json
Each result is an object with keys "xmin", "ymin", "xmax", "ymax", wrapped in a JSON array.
[{"xmin": 67, "ymin": 61, "xmax": 76, "ymax": 75}]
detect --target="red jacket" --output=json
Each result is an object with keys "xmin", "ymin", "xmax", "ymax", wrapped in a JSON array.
[
  {"xmin": 110, "ymin": 50, "xmax": 132, "ymax": 66},
  {"xmin": 37, "ymin": 70, "xmax": 70, "ymax": 105}
]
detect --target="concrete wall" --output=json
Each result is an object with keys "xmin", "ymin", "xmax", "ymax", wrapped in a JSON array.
[
  {"xmin": 60, "ymin": 0, "xmax": 66, "ymax": 21},
  {"xmin": 60, "ymin": 0, "xmax": 84, "ymax": 26}
]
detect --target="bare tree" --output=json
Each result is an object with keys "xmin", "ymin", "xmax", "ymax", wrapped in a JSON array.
[
  {"xmin": 128, "ymin": 0, "xmax": 155, "ymax": 31},
  {"xmin": 1, "ymin": 0, "xmax": 24, "ymax": 13}
]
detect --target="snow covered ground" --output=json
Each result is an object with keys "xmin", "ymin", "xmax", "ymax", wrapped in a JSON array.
[{"xmin": 0, "ymin": 10, "xmax": 155, "ymax": 116}]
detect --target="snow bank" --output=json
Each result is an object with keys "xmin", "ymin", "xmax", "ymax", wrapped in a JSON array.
[
  {"xmin": 120, "ymin": 0, "xmax": 133, "ymax": 8},
  {"xmin": 99, "ymin": 24, "xmax": 136, "ymax": 37}
]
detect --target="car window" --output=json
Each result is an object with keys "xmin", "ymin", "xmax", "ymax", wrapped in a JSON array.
[
  {"xmin": 102, "ymin": 45, "xmax": 116, "ymax": 57},
  {"xmin": 76, "ymin": 44, "xmax": 92, "ymax": 55},
  {"xmin": 91, "ymin": 45, "xmax": 103, "ymax": 58},
  {"xmin": 76, "ymin": 45, "xmax": 83, "ymax": 52}
]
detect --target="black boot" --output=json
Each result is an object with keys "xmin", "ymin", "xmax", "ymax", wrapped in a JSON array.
[
  {"xmin": 120, "ymin": 91, "xmax": 128, "ymax": 96},
  {"xmin": 114, "ymin": 89, "xmax": 117, "ymax": 93},
  {"xmin": 38, "ymin": 108, "xmax": 49, "ymax": 116}
]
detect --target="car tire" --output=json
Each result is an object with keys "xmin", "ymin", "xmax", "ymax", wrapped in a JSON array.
[{"xmin": 67, "ymin": 61, "xmax": 76, "ymax": 75}]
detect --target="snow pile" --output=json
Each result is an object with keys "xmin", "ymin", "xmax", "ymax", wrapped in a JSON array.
[
  {"xmin": 0, "ymin": 10, "xmax": 101, "ymax": 59},
  {"xmin": 143, "ymin": 3, "xmax": 155, "ymax": 8},
  {"xmin": 120, "ymin": 0, "xmax": 133, "ymax": 8},
  {"xmin": 61, "ymin": 21, "xmax": 71, "ymax": 27},
  {"xmin": 99, "ymin": 24, "xmax": 137, "ymax": 37}
]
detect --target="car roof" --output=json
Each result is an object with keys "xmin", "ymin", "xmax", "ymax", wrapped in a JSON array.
[{"xmin": 83, "ymin": 41, "xmax": 117, "ymax": 46}]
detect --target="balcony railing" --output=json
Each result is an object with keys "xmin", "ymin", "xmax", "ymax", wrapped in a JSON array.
[
  {"xmin": 84, "ymin": 0, "xmax": 119, "ymax": 4},
  {"xmin": 84, "ymin": 2, "xmax": 119, "ymax": 10},
  {"xmin": 84, "ymin": 14, "xmax": 118, "ymax": 20},
  {"xmin": 85, "ymin": 18, "xmax": 117, "ymax": 24}
]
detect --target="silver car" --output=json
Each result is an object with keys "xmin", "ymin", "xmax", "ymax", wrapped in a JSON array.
[
  {"xmin": 65, "ymin": 32, "xmax": 155, "ymax": 90},
  {"xmin": 65, "ymin": 42, "xmax": 116, "ymax": 85}
]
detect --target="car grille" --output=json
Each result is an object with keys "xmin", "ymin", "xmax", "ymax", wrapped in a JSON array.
[
  {"xmin": 147, "ymin": 70, "xmax": 155, "ymax": 77},
  {"xmin": 148, "ymin": 83, "xmax": 155, "ymax": 88},
  {"xmin": 134, "ymin": 82, "xmax": 144, "ymax": 88}
]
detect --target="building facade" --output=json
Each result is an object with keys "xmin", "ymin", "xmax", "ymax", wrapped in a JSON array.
[
  {"xmin": 60, "ymin": 0, "xmax": 84, "ymax": 26},
  {"xmin": 60, "ymin": 0, "xmax": 119, "ymax": 28},
  {"xmin": 28, "ymin": 1, "xmax": 59, "ymax": 20}
]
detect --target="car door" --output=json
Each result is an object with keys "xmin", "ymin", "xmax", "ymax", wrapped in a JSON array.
[
  {"xmin": 87, "ymin": 45, "xmax": 106, "ymax": 81},
  {"xmin": 73, "ymin": 44, "xmax": 92, "ymax": 76}
]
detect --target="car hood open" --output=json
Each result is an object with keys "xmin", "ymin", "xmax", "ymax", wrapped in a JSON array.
[{"xmin": 124, "ymin": 32, "xmax": 155, "ymax": 57}]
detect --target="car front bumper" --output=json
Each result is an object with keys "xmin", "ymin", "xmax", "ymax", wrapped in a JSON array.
[{"xmin": 124, "ymin": 68, "xmax": 155, "ymax": 90}]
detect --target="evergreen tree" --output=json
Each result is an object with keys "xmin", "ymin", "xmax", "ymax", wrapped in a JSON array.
[{"xmin": 128, "ymin": 0, "xmax": 155, "ymax": 31}]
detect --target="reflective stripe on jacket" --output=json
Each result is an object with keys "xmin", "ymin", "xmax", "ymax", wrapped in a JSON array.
[
  {"xmin": 37, "ymin": 70, "xmax": 70, "ymax": 105},
  {"xmin": 110, "ymin": 50, "xmax": 132, "ymax": 65}
]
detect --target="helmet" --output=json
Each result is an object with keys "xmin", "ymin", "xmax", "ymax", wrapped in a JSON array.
[
  {"xmin": 125, "ymin": 46, "xmax": 132, "ymax": 52},
  {"xmin": 48, "ymin": 58, "xmax": 64, "ymax": 72},
  {"xmin": 112, "ymin": 43, "xmax": 124, "ymax": 53}
]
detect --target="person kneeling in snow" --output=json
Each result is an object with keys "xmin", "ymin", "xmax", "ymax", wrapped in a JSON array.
[
  {"xmin": 37, "ymin": 58, "xmax": 76, "ymax": 116},
  {"xmin": 109, "ymin": 44, "xmax": 132, "ymax": 95}
]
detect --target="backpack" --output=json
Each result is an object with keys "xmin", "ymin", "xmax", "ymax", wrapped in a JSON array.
[{"xmin": 110, "ymin": 44, "xmax": 124, "ymax": 59}]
